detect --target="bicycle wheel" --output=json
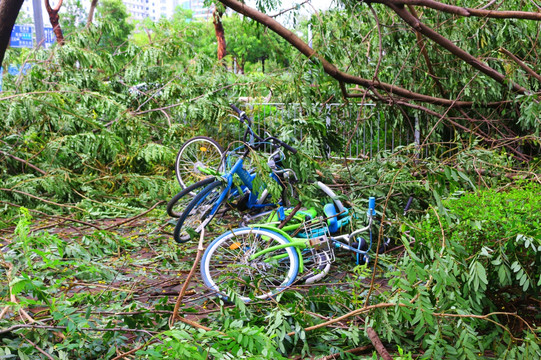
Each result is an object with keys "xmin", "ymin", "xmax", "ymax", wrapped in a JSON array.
[
  {"xmin": 174, "ymin": 136, "xmax": 224, "ymax": 194},
  {"xmin": 201, "ymin": 227, "xmax": 299, "ymax": 302},
  {"xmin": 166, "ymin": 177, "xmax": 215, "ymax": 218},
  {"xmin": 173, "ymin": 180, "xmax": 228, "ymax": 243}
]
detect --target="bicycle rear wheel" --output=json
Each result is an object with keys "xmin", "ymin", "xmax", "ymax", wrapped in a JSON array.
[
  {"xmin": 173, "ymin": 180, "xmax": 227, "ymax": 243},
  {"xmin": 201, "ymin": 227, "xmax": 299, "ymax": 302},
  {"xmin": 166, "ymin": 177, "xmax": 215, "ymax": 218},
  {"xmin": 175, "ymin": 136, "xmax": 224, "ymax": 194}
]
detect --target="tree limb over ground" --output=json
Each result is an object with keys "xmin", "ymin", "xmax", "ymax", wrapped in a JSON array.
[
  {"xmin": 217, "ymin": 0, "xmax": 541, "ymax": 160},
  {"xmin": 218, "ymin": 0, "xmax": 539, "ymax": 107}
]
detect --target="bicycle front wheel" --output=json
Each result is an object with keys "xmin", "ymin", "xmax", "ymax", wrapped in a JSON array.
[
  {"xmin": 175, "ymin": 136, "xmax": 224, "ymax": 194},
  {"xmin": 173, "ymin": 180, "xmax": 227, "ymax": 243},
  {"xmin": 201, "ymin": 227, "xmax": 299, "ymax": 302}
]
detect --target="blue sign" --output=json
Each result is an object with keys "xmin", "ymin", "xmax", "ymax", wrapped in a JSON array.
[
  {"xmin": 10, "ymin": 25, "xmax": 34, "ymax": 48},
  {"xmin": 6, "ymin": 63, "xmax": 33, "ymax": 77},
  {"xmin": 44, "ymin": 27, "xmax": 55, "ymax": 47},
  {"xmin": 8, "ymin": 64, "xmax": 19, "ymax": 76}
]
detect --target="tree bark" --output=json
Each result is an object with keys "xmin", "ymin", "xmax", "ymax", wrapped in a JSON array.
[
  {"xmin": 366, "ymin": 327, "xmax": 393, "ymax": 360},
  {"xmin": 44, "ymin": 0, "xmax": 64, "ymax": 45},
  {"xmin": 87, "ymin": 0, "xmax": 99, "ymax": 26},
  {"xmin": 371, "ymin": 0, "xmax": 541, "ymax": 20},
  {"xmin": 0, "ymin": 0, "xmax": 24, "ymax": 67},
  {"xmin": 213, "ymin": 7, "xmax": 226, "ymax": 61}
]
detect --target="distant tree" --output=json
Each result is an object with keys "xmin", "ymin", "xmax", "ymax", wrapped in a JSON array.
[
  {"xmin": 135, "ymin": 7, "xmax": 215, "ymax": 58},
  {"xmin": 224, "ymin": 13, "xmax": 290, "ymax": 73},
  {"xmin": 61, "ymin": 0, "xmax": 87, "ymax": 35},
  {"xmin": 95, "ymin": 0, "xmax": 134, "ymax": 51},
  {"xmin": 0, "ymin": 0, "xmax": 23, "ymax": 67}
]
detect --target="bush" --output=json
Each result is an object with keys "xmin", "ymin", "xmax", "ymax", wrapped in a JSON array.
[{"xmin": 376, "ymin": 182, "xmax": 541, "ymax": 358}]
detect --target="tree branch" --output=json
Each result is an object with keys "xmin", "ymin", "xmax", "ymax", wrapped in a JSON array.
[
  {"xmin": 366, "ymin": 327, "xmax": 393, "ymax": 360},
  {"xmin": 0, "ymin": 323, "xmax": 159, "ymax": 336},
  {"xmin": 379, "ymin": 0, "xmax": 541, "ymax": 20},
  {"xmin": 499, "ymin": 47, "xmax": 541, "ymax": 84},
  {"xmin": 169, "ymin": 230, "xmax": 206, "ymax": 328},
  {"xmin": 0, "ymin": 150, "xmax": 47, "ymax": 175},
  {"xmin": 216, "ymin": 0, "xmax": 492, "ymax": 108},
  {"xmin": 379, "ymin": 0, "xmax": 529, "ymax": 94},
  {"xmin": 269, "ymin": 0, "xmax": 309, "ymax": 18},
  {"xmin": 0, "ymin": 188, "xmax": 84, "ymax": 212}
]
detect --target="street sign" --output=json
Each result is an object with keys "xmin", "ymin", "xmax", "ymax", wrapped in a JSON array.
[
  {"xmin": 10, "ymin": 25, "xmax": 34, "ymax": 48},
  {"xmin": 44, "ymin": 27, "xmax": 55, "ymax": 47}
]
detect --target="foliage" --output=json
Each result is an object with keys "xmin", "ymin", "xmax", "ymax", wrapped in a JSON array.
[
  {"xmin": 60, "ymin": 0, "xmax": 88, "ymax": 37},
  {"xmin": 0, "ymin": 21, "xmax": 288, "ymax": 221},
  {"xmin": 1, "ymin": 8, "xmax": 540, "ymax": 359},
  {"xmin": 223, "ymin": 13, "xmax": 291, "ymax": 73},
  {"xmin": 363, "ymin": 182, "xmax": 541, "ymax": 358},
  {"xmin": 95, "ymin": 0, "xmax": 134, "ymax": 50},
  {"xmin": 140, "ymin": 324, "xmax": 288, "ymax": 359}
]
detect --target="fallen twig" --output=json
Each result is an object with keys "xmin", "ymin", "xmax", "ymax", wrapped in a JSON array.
[
  {"xmin": 0, "ymin": 261, "xmax": 35, "ymax": 323},
  {"xmin": 169, "ymin": 229, "xmax": 212, "ymax": 332},
  {"xmin": 20, "ymin": 333, "xmax": 55, "ymax": 360},
  {"xmin": 111, "ymin": 339, "xmax": 160, "ymax": 360},
  {"xmin": 104, "ymin": 200, "xmax": 164, "ymax": 230},
  {"xmin": 0, "ymin": 150, "xmax": 47, "ymax": 175},
  {"xmin": 0, "ymin": 324, "xmax": 159, "ymax": 336},
  {"xmin": 0, "ymin": 188, "xmax": 84, "ymax": 212},
  {"xmin": 366, "ymin": 327, "xmax": 392, "ymax": 360}
]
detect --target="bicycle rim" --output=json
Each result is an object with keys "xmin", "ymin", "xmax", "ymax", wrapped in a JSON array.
[
  {"xmin": 201, "ymin": 227, "xmax": 299, "ymax": 302},
  {"xmin": 174, "ymin": 180, "xmax": 225, "ymax": 243},
  {"xmin": 175, "ymin": 136, "xmax": 224, "ymax": 193}
]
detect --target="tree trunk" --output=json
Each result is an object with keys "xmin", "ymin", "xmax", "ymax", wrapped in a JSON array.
[
  {"xmin": 0, "ymin": 0, "xmax": 24, "ymax": 67},
  {"xmin": 87, "ymin": 0, "xmax": 99, "ymax": 26},
  {"xmin": 212, "ymin": 7, "xmax": 226, "ymax": 61},
  {"xmin": 44, "ymin": 0, "xmax": 64, "ymax": 45},
  {"xmin": 239, "ymin": 56, "xmax": 245, "ymax": 74}
]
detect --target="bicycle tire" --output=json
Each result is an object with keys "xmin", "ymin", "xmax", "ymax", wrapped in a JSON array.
[
  {"xmin": 173, "ymin": 180, "xmax": 228, "ymax": 243},
  {"xmin": 174, "ymin": 136, "xmax": 224, "ymax": 194},
  {"xmin": 166, "ymin": 177, "xmax": 215, "ymax": 218},
  {"xmin": 201, "ymin": 227, "xmax": 299, "ymax": 302}
]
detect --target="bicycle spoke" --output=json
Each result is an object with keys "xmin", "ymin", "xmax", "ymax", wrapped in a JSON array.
[{"xmin": 201, "ymin": 228, "xmax": 298, "ymax": 301}]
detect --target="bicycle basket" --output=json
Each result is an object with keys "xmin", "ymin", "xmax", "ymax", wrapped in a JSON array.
[{"xmin": 301, "ymin": 217, "xmax": 335, "ymax": 268}]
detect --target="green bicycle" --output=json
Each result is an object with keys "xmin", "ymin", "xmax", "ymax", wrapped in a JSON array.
[{"xmin": 200, "ymin": 197, "xmax": 377, "ymax": 302}]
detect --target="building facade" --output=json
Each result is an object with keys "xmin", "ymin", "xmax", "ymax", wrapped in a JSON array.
[{"xmin": 19, "ymin": 0, "xmax": 211, "ymax": 24}]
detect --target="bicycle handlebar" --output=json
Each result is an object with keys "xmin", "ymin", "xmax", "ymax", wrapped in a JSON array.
[
  {"xmin": 229, "ymin": 104, "xmax": 297, "ymax": 154},
  {"xmin": 230, "ymin": 104, "xmax": 247, "ymax": 122},
  {"xmin": 403, "ymin": 196, "xmax": 413, "ymax": 216}
]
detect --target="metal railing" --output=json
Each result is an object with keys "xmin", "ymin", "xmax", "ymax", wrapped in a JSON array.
[{"xmin": 237, "ymin": 103, "xmax": 418, "ymax": 160}]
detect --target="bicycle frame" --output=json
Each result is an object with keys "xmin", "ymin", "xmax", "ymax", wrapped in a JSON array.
[
  {"xmin": 246, "ymin": 198, "xmax": 376, "ymax": 278},
  {"xmin": 197, "ymin": 148, "xmax": 291, "ymax": 229}
]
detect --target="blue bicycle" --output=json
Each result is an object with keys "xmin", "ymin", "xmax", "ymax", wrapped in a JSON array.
[{"xmin": 173, "ymin": 105, "xmax": 298, "ymax": 243}]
